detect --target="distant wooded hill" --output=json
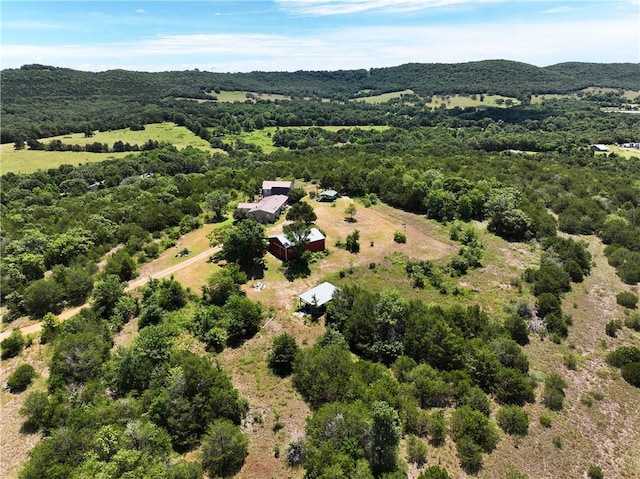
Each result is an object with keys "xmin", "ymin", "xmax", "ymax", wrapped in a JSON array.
[{"xmin": 2, "ymin": 60, "xmax": 638, "ymax": 143}]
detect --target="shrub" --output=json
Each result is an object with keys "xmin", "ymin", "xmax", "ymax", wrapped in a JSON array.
[
  {"xmin": 616, "ymin": 291, "xmax": 638, "ymax": 309},
  {"xmin": 625, "ymin": 312, "xmax": 640, "ymax": 331},
  {"xmin": 505, "ymin": 468, "xmax": 528, "ymax": 479},
  {"xmin": 268, "ymin": 333, "xmax": 299, "ymax": 377},
  {"xmin": 418, "ymin": 466, "xmax": 452, "ymax": 479},
  {"xmin": 406, "ymin": 434, "xmax": 427, "ymax": 466},
  {"xmin": 6, "ymin": 364, "xmax": 36, "ymax": 393},
  {"xmin": 456, "ymin": 436, "xmax": 483, "ymax": 474},
  {"xmin": 393, "ymin": 231, "xmax": 407, "ymax": 243},
  {"xmin": 620, "ymin": 362, "xmax": 640, "ymax": 387},
  {"xmin": 605, "ymin": 320, "xmax": 622, "ymax": 338},
  {"xmin": 588, "ymin": 465, "xmax": 604, "ymax": 479},
  {"xmin": 1, "ymin": 329, "xmax": 25, "ymax": 360},
  {"xmin": 543, "ymin": 373, "xmax": 567, "ymax": 411},
  {"xmin": 552, "ymin": 436, "xmax": 563, "ymax": 449},
  {"xmin": 286, "ymin": 437, "xmax": 306, "ymax": 466},
  {"xmin": 201, "ymin": 419, "xmax": 248, "ymax": 477},
  {"xmin": 563, "ymin": 352, "xmax": 577, "ymax": 370},
  {"xmin": 496, "ymin": 405, "xmax": 529, "ymax": 436},
  {"xmin": 345, "ymin": 230, "xmax": 360, "ymax": 253},
  {"xmin": 539, "ymin": 415, "xmax": 552, "ymax": 428},
  {"xmin": 606, "ymin": 346, "xmax": 640, "ymax": 368}
]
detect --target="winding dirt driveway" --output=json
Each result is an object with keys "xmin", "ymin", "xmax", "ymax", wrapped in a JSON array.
[{"xmin": 0, "ymin": 246, "xmax": 219, "ymax": 341}]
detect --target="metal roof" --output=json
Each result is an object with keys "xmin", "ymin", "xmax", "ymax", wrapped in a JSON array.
[
  {"xmin": 299, "ymin": 282, "xmax": 337, "ymax": 307},
  {"xmin": 271, "ymin": 227, "xmax": 325, "ymax": 248}
]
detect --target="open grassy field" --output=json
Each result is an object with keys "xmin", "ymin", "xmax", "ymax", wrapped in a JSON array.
[
  {"xmin": 355, "ymin": 89, "xmax": 414, "ymax": 104},
  {"xmin": 356, "ymin": 91, "xmax": 520, "ymax": 108},
  {"xmin": 208, "ymin": 90, "xmax": 291, "ymax": 103},
  {"xmin": 225, "ymin": 125, "xmax": 390, "ymax": 154},
  {"xmin": 425, "ymin": 94, "xmax": 520, "ymax": 109},
  {"xmin": 0, "ymin": 123, "xmax": 213, "ymax": 175}
]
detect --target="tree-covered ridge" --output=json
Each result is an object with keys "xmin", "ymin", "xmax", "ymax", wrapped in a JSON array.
[{"xmin": 2, "ymin": 60, "xmax": 639, "ymax": 143}]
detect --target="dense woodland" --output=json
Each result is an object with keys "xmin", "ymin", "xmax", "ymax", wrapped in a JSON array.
[{"xmin": 1, "ymin": 61, "xmax": 640, "ymax": 479}]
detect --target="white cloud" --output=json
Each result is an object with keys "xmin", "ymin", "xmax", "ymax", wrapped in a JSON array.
[
  {"xmin": 542, "ymin": 6, "xmax": 575, "ymax": 14},
  {"xmin": 2, "ymin": 17, "xmax": 637, "ymax": 72},
  {"xmin": 275, "ymin": 0, "xmax": 485, "ymax": 16},
  {"xmin": 136, "ymin": 9, "xmax": 146, "ymax": 14}
]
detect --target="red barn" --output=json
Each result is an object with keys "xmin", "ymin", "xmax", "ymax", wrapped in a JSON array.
[{"xmin": 268, "ymin": 227, "xmax": 325, "ymax": 261}]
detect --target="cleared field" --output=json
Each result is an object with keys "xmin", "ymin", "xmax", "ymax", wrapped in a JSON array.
[
  {"xmin": 208, "ymin": 90, "xmax": 291, "ymax": 103},
  {"xmin": 0, "ymin": 123, "xmax": 213, "ymax": 174},
  {"xmin": 355, "ymin": 89, "xmax": 414, "ymax": 104},
  {"xmin": 425, "ymin": 94, "xmax": 520, "ymax": 109},
  {"xmin": 225, "ymin": 125, "xmax": 390, "ymax": 154}
]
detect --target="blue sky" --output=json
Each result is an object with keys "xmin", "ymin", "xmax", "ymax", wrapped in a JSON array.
[{"xmin": 1, "ymin": 0, "xmax": 639, "ymax": 72}]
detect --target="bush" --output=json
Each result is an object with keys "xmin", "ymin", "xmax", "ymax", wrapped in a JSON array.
[
  {"xmin": 393, "ymin": 231, "xmax": 407, "ymax": 243},
  {"xmin": 625, "ymin": 312, "xmax": 640, "ymax": 331},
  {"xmin": 406, "ymin": 434, "xmax": 427, "ymax": 466},
  {"xmin": 620, "ymin": 362, "xmax": 640, "ymax": 387},
  {"xmin": 543, "ymin": 373, "xmax": 567, "ymax": 411},
  {"xmin": 1, "ymin": 329, "xmax": 25, "ymax": 360},
  {"xmin": 588, "ymin": 465, "xmax": 604, "ymax": 479},
  {"xmin": 552, "ymin": 436, "xmax": 563, "ymax": 449},
  {"xmin": 268, "ymin": 333, "xmax": 299, "ymax": 377},
  {"xmin": 456, "ymin": 436, "xmax": 483, "ymax": 474},
  {"xmin": 418, "ymin": 466, "xmax": 452, "ymax": 479},
  {"xmin": 605, "ymin": 320, "xmax": 622, "ymax": 338},
  {"xmin": 539, "ymin": 415, "xmax": 552, "ymax": 428},
  {"xmin": 606, "ymin": 346, "xmax": 640, "ymax": 368},
  {"xmin": 286, "ymin": 437, "xmax": 306, "ymax": 466},
  {"xmin": 6, "ymin": 364, "xmax": 36, "ymax": 393},
  {"xmin": 201, "ymin": 419, "xmax": 248, "ymax": 477},
  {"xmin": 496, "ymin": 405, "xmax": 529, "ymax": 436},
  {"xmin": 616, "ymin": 291, "xmax": 638, "ymax": 309}
]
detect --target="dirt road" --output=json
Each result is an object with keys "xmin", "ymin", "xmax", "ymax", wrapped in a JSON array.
[{"xmin": 0, "ymin": 246, "xmax": 219, "ymax": 341}]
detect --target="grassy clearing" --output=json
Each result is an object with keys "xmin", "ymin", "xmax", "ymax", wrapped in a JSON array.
[
  {"xmin": 425, "ymin": 94, "xmax": 520, "ymax": 109},
  {"xmin": 207, "ymin": 91, "xmax": 291, "ymax": 103},
  {"xmin": 0, "ymin": 123, "xmax": 213, "ymax": 175},
  {"xmin": 224, "ymin": 125, "xmax": 390, "ymax": 154},
  {"xmin": 355, "ymin": 89, "xmax": 414, "ymax": 104}
]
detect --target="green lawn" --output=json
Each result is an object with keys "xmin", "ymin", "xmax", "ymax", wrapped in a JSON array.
[
  {"xmin": 208, "ymin": 91, "xmax": 291, "ymax": 103},
  {"xmin": 0, "ymin": 123, "xmax": 213, "ymax": 174}
]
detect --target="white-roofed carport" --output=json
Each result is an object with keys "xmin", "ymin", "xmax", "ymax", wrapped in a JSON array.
[{"xmin": 298, "ymin": 282, "xmax": 337, "ymax": 309}]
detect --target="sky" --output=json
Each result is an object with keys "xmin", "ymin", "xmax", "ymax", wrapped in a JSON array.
[{"xmin": 1, "ymin": 0, "xmax": 639, "ymax": 73}]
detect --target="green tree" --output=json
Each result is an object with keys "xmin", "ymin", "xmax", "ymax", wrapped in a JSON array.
[
  {"xmin": 283, "ymin": 221, "xmax": 312, "ymax": 258},
  {"xmin": 345, "ymin": 202, "xmax": 357, "ymax": 222},
  {"xmin": 91, "ymin": 274, "xmax": 125, "ymax": 319},
  {"xmin": 220, "ymin": 219, "xmax": 267, "ymax": 274},
  {"xmin": 287, "ymin": 186, "xmax": 307, "ymax": 204},
  {"xmin": 206, "ymin": 190, "xmax": 230, "ymax": 221},
  {"xmin": 22, "ymin": 278, "xmax": 64, "ymax": 318},
  {"xmin": 286, "ymin": 201, "xmax": 317, "ymax": 224},
  {"xmin": 104, "ymin": 249, "xmax": 138, "ymax": 282},
  {"xmin": 224, "ymin": 295, "xmax": 263, "ymax": 346},
  {"xmin": 201, "ymin": 419, "xmax": 248, "ymax": 478},
  {"xmin": 201, "ymin": 265, "xmax": 247, "ymax": 306},
  {"xmin": 370, "ymin": 401, "xmax": 401, "ymax": 475},
  {"xmin": 268, "ymin": 332, "xmax": 299, "ymax": 376}
]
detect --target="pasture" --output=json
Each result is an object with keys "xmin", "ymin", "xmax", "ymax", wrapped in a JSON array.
[{"xmin": 0, "ymin": 123, "xmax": 213, "ymax": 174}]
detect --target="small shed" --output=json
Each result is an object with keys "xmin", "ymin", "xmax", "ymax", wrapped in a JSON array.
[
  {"xmin": 590, "ymin": 144, "xmax": 609, "ymax": 152},
  {"xmin": 269, "ymin": 227, "xmax": 326, "ymax": 261},
  {"xmin": 299, "ymin": 282, "xmax": 337, "ymax": 310},
  {"xmin": 262, "ymin": 180, "xmax": 294, "ymax": 197},
  {"xmin": 318, "ymin": 189, "xmax": 339, "ymax": 202}
]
